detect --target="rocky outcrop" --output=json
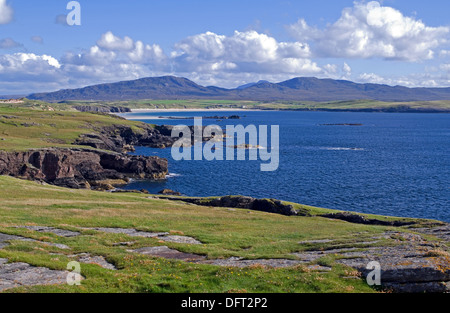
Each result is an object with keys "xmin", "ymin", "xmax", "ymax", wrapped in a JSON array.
[
  {"xmin": 335, "ymin": 231, "xmax": 450, "ymax": 293},
  {"xmin": 0, "ymin": 258, "xmax": 71, "ymax": 292},
  {"xmin": 158, "ymin": 189, "xmax": 182, "ymax": 196},
  {"xmin": 157, "ymin": 195, "xmax": 307, "ymax": 216},
  {"xmin": 0, "ymin": 148, "xmax": 168, "ymax": 189},
  {"xmin": 321, "ymin": 212, "xmax": 417, "ymax": 227},
  {"xmin": 74, "ymin": 124, "xmax": 179, "ymax": 152}
]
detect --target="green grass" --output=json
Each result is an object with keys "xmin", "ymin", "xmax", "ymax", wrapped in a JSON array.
[
  {"xmin": 0, "ymin": 176, "xmax": 442, "ymax": 293},
  {"xmin": 0, "ymin": 106, "xmax": 146, "ymax": 151}
]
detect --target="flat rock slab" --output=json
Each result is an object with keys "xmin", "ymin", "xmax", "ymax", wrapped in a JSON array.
[
  {"xmin": 84, "ymin": 227, "xmax": 169, "ymax": 238},
  {"xmin": 298, "ymin": 239, "xmax": 334, "ymax": 245},
  {"xmin": 291, "ymin": 230, "xmax": 450, "ymax": 293},
  {"xmin": 69, "ymin": 253, "xmax": 117, "ymax": 270},
  {"xmin": 130, "ymin": 246, "xmax": 205, "ymax": 261},
  {"xmin": 335, "ymin": 244, "xmax": 450, "ymax": 293},
  {"xmin": 291, "ymin": 248, "xmax": 360, "ymax": 262},
  {"xmin": 0, "ymin": 232, "xmax": 70, "ymax": 250},
  {"xmin": 16, "ymin": 226, "xmax": 80, "ymax": 238},
  {"xmin": 196, "ymin": 257, "xmax": 304, "ymax": 268},
  {"xmin": 414, "ymin": 225, "xmax": 450, "ymax": 242},
  {"xmin": 0, "ymin": 258, "xmax": 69, "ymax": 292},
  {"xmin": 160, "ymin": 235, "xmax": 202, "ymax": 245},
  {"xmin": 131, "ymin": 247, "xmax": 306, "ymax": 269},
  {"xmin": 86, "ymin": 227, "xmax": 202, "ymax": 245}
]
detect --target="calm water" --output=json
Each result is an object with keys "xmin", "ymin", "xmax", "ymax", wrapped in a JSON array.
[{"xmin": 120, "ymin": 111, "xmax": 450, "ymax": 222}]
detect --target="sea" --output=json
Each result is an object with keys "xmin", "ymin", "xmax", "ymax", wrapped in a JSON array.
[{"xmin": 118, "ymin": 110, "xmax": 450, "ymax": 222}]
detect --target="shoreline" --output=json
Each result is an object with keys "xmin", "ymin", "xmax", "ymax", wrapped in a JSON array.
[
  {"xmin": 124, "ymin": 108, "xmax": 450, "ymax": 114},
  {"xmin": 128, "ymin": 108, "xmax": 263, "ymax": 113}
]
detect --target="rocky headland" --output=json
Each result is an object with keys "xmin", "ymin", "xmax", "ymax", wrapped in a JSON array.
[{"xmin": 0, "ymin": 148, "xmax": 168, "ymax": 190}]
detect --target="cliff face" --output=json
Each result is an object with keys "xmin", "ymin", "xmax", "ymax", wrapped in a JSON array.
[
  {"xmin": 0, "ymin": 149, "xmax": 168, "ymax": 189},
  {"xmin": 74, "ymin": 124, "xmax": 178, "ymax": 152}
]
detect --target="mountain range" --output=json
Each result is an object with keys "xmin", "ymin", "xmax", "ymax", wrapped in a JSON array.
[{"xmin": 28, "ymin": 76, "xmax": 450, "ymax": 102}]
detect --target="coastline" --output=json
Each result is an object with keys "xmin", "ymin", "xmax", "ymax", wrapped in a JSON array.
[
  {"xmin": 118, "ymin": 108, "xmax": 262, "ymax": 120},
  {"xmin": 125, "ymin": 108, "xmax": 450, "ymax": 114},
  {"xmin": 128, "ymin": 108, "xmax": 263, "ymax": 113}
]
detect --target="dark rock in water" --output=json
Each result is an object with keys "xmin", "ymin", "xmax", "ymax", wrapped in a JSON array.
[
  {"xmin": 159, "ymin": 195, "xmax": 304, "ymax": 216},
  {"xmin": 0, "ymin": 148, "xmax": 168, "ymax": 189},
  {"xmin": 158, "ymin": 189, "xmax": 182, "ymax": 196}
]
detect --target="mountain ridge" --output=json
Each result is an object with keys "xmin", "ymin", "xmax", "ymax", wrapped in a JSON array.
[{"xmin": 28, "ymin": 76, "xmax": 450, "ymax": 102}]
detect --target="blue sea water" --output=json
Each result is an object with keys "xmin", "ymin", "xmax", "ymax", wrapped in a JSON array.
[{"xmin": 120, "ymin": 110, "xmax": 450, "ymax": 222}]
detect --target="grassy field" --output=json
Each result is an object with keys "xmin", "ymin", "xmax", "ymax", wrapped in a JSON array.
[
  {"xmin": 1, "ymin": 175, "xmax": 439, "ymax": 293},
  {"xmin": 0, "ymin": 106, "xmax": 146, "ymax": 152}
]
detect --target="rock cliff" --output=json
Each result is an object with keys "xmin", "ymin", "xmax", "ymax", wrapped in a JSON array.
[{"xmin": 0, "ymin": 148, "xmax": 168, "ymax": 189}]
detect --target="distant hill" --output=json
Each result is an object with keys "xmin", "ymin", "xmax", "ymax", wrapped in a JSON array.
[
  {"xmin": 28, "ymin": 76, "xmax": 450, "ymax": 102},
  {"xmin": 236, "ymin": 80, "xmax": 270, "ymax": 90}
]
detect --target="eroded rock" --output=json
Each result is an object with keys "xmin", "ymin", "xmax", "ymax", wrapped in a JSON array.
[
  {"xmin": 83, "ymin": 227, "xmax": 169, "ymax": 238},
  {"xmin": 69, "ymin": 253, "xmax": 116, "ymax": 270},
  {"xmin": 158, "ymin": 195, "xmax": 304, "ymax": 216},
  {"xmin": 0, "ymin": 258, "xmax": 70, "ymax": 292},
  {"xmin": 85, "ymin": 227, "xmax": 202, "ymax": 245},
  {"xmin": 16, "ymin": 226, "xmax": 80, "ymax": 238},
  {"xmin": 0, "ymin": 148, "xmax": 168, "ymax": 189},
  {"xmin": 130, "ymin": 246, "xmax": 205, "ymax": 261},
  {"xmin": 0, "ymin": 232, "xmax": 70, "ymax": 250}
]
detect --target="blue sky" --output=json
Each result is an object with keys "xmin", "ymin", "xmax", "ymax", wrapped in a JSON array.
[{"xmin": 1, "ymin": 0, "xmax": 450, "ymax": 95}]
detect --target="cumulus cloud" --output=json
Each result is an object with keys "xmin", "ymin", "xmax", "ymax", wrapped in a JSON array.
[
  {"xmin": 0, "ymin": 0, "xmax": 13, "ymax": 24},
  {"xmin": 288, "ymin": 1, "xmax": 449, "ymax": 61},
  {"xmin": 97, "ymin": 32, "xmax": 135, "ymax": 51},
  {"xmin": 64, "ymin": 32, "xmax": 167, "ymax": 68},
  {"xmin": 0, "ymin": 53, "xmax": 62, "ymax": 91},
  {"xmin": 173, "ymin": 30, "xmax": 318, "ymax": 75}
]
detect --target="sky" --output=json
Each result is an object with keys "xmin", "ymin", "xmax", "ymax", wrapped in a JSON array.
[{"xmin": 1, "ymin": 0, "xmax": 450, "ymax": 95}]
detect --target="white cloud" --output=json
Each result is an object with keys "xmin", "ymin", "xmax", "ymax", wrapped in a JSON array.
[
  {"xmin": 359, "ymin": 73, "xmax": 391, "ymax": 84},
  {"xmin": 173, "ymin": 30, "xmax": 317, "ymax": 76},
  {"xmin": 0, "ymin": 0, "xmax": 13, "ymax": 25},
  {"xmin": 289, "ymin": 1, "xmax": 449, "ymax": 61},
  {"xmin": 127, "ymin": 41, "xmax": 166, "ymax": 64},
  {"xmin": 97, "ymin": 31, "xmax": 135, "ymax": 51},
  {"xmin": 0, "ymin": 53, "xmax": 63, "ymax": 93},
  {"xmin": 343, "ymin": 62, "xmax": 352, "ymax": 77}
]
